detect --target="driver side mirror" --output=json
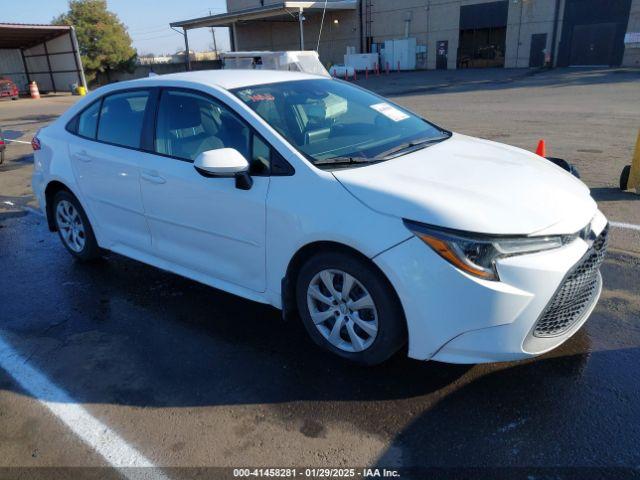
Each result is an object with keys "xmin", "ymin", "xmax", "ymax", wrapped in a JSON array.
[{"xmin": 194, "ymin": 148, "xmax": 253, "ymax": 190}]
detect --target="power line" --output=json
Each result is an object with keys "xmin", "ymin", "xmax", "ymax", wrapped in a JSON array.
[
  {"xmin": 316, "ymin": 0, "xmax": 329, "ymax": 51},
  {"xmin": 131, "ymin": 28, "xmax": 176, "ymax": 39},
  {"xmin": 127, "ymin": 7, "xmax": 225, "ymax": 33},
  {"xmin": 133, "ymin": 31, "xmax": 183, "ymax": 41},
  {"xmin": 129, "ymin": 25, "xmax": 173, "ymax": 34}
]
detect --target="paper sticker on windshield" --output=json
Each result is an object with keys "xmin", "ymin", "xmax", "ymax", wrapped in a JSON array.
[
  {"xmin": 248, "ymin": 93, "xmax": 275, "ymax": 102},
  {"xmin": 370, "ymin": 103, "xmax": 409, "ymax": 122}
]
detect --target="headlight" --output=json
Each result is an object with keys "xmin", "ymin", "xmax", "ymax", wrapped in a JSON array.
[{"xmin": 404, "ymin": 220, "xmax": 575, "ymax": 281}]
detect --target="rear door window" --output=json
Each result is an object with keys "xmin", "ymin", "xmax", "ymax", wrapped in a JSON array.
[{"xmin": 97, "ymin": 90, "xmax": 150, "ymax": 148}]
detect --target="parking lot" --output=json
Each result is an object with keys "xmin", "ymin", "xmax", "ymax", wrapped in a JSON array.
[{"xmin": 1, "ymin": 68, "xmax": 639, "ymax": 479}]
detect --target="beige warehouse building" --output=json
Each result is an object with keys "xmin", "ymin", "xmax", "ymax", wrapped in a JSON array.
[{"xmin": 172, "ymin": 0, "xmax": 640, "ymax": 70}]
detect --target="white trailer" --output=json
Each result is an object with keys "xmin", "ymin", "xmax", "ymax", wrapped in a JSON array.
[{"xmin": 221, "ymin": 51, "xmax": 329, "ymax": 77}]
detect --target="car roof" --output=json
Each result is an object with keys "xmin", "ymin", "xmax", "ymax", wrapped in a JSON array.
[{"xmin": 133, "ymin": 69, "xmax": 324, "ymax": 91}]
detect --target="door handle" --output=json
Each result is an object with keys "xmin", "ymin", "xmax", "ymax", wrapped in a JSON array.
[{"xmin": 141, "ymin": 171, "xmax": 166, "ymax": 184}]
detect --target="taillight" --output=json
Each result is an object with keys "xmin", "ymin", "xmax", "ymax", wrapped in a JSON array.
[{"xmin": 31, "ymin": 135, "xmax": 41, "ymax": 151}]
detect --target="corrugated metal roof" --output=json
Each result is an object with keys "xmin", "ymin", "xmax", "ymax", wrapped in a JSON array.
[{"xmin": 170, "ymin": 1, "xmax": 356, "ymax": 29}]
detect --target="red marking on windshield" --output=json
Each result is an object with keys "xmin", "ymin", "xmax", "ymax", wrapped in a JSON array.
[{"xmin": 249, "ymin": 94, "xmax": 275, "ymax": 102}]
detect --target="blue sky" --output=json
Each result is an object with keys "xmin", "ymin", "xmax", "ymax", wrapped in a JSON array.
[{"xmin": 4, "ymin": 0, "xmax": 231, "ymax": 55}]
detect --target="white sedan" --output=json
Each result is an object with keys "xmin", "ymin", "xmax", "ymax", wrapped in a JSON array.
[{"xmin": 31, "ymin": 70, "xmax": 608, "ymax": 365}]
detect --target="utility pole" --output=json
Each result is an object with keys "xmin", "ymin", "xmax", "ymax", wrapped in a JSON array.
[
  {"xmin": 209, "ymin": 10, "xmax": 218, "ymax": 52},
  {"xmin": 299, "ymin": 7, "xmax": 305, "ymax": 50},
  {"xmin": 183, "ymin": 28, "xmax": 191, "ymax": 71},
  {"xmin": 515, "ymin": 0, "xmax": 524, "ymax": 67}
]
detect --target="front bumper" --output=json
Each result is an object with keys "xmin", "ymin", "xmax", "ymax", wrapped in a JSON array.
[{"xmin": 374, "ymin": 211, "xmax": 608, "ymax": 363}]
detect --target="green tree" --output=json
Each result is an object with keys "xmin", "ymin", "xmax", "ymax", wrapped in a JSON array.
[{"xmin": 53, "ymin": 0, "xmax": 137, "ymax": 83}]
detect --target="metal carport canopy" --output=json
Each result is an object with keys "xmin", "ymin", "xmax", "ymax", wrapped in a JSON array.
[
  {"xmin": 170, "ymin": 1, "xmax": 357, "ymax": 30},
  {"xmin": 170, "ymin": 1, "xmax": 357, "ymax": 63},
  {"xmin": 0, "ymin": 23, "xmax": 73, "ymax": 49},
  {"xmin": 0, "ymin": 23, "xmax": 87, "ymax": 92}
]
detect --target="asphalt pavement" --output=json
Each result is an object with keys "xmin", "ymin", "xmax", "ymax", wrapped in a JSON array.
[{"xmin": 0, "ymin": 68, "xmax": 639, "ymax": 479}]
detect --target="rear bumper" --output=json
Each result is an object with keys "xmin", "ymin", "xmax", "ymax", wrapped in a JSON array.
[
  {"xmin": 374, "ymin": 210, "xmax": 607, "ymax": 363},
  {"xmin": 31, "ymin": 170, "xmax": 46, "ymax": 214}
]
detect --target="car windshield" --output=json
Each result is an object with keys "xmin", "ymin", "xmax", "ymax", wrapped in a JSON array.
[{"xmin": 232, "ymin": 79, "xmax": 449, "ymax": 168}]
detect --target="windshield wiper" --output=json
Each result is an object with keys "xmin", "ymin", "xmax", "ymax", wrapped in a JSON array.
[
  {"xmin": 378, "ymin": 136, "xmax": 450, "ymax": 160},
  {"xmin": 313, "ymin": 156, "xmax": 377, "ymax": 166},
  {"xmin": 312, "ymin": 133, "xmax": 451, "ymax": 167}
]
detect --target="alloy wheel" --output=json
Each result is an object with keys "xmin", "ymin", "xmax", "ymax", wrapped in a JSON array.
[{"xmin": 56, "ymin": 200, "xmax": 86, "ymax": 253}]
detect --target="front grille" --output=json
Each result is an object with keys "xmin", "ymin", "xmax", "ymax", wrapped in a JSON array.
[{"xmin": 533, "ymin": 224, "xmax": 609, "ymax": 337}]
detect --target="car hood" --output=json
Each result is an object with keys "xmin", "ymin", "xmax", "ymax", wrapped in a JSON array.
[{"xmin": 332, "ymin": 133, "xmax": 597, "ymax": 235}]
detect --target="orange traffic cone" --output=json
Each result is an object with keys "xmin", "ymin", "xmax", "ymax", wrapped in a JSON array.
[
  {"xmin": 29, "ymin": 81, "xmax": 40, "ymax": 99},
  {"xmin": 535, "ymin": 139, "xmax": 546, "ymax": 157}
]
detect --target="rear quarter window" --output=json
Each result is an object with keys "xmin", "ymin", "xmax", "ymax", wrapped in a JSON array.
[{"xmin": 68, "ymin": 100, "xmax": 101, "ymax": 138}]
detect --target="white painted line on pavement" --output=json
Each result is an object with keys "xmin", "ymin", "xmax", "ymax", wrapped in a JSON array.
[
  {"xmin": 2, "ymin": 203, "xmax": 44, "ymax": 218},
  {"xmin": 23, "ymin": 205, "xmax": 44, "ymax": 217},
  {"xmin": 611, "ymin": 221, "xmax": 640, "ymax": 232},
  {"xmin": 2, "ymin": 139, "xmax": 31, "ymax": 144},
  {"xmin": 0, "ymin": 335, "xmax": 171, "ymax": 480}
]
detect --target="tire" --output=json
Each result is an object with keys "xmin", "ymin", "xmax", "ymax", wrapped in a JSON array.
[
  {"xmin": 620, "ymin": 165, "xmax": 631, "ymax": 191},
  {"xmin": 295, "ymin": 251, "xmax": 406, "ymax": 366},
  {"xmin": 569, "ymin": 164, "xmax": 581, "ymax": 179},
  {"xmin": 52, "ymin": 190, "xmax": 101, "ymax": 261}
]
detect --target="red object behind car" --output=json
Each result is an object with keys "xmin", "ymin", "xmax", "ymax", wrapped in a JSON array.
[
  {"xmin": 0, "ymin": 127, "xmax": 5, "ymax": 164},
  {"xmin": 0, "ymin": 78, "xmax": 19, "ymax": 100}
]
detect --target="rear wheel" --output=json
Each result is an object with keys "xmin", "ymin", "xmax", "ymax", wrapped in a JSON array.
[
  {"xmin": 53, "ymin": 190, "xmax": 101, "ymax": 261},
  {"xmin": 296, "ymin": 251, "xmax": 406, "ymax": 365}
]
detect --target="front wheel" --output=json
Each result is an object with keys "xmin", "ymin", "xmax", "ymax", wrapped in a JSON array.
[
  {"xmin": 295, "ymin": 251, "xmax": 406, "ymax": 365},
  {"xmin": 53, "ymin": 190, "xmax": 101, "ymax": 261}
]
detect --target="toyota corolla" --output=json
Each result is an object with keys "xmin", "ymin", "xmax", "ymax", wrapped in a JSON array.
[{"xmin": 31, "ymin": 70, "xmax": 608, "ymax": 365}]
